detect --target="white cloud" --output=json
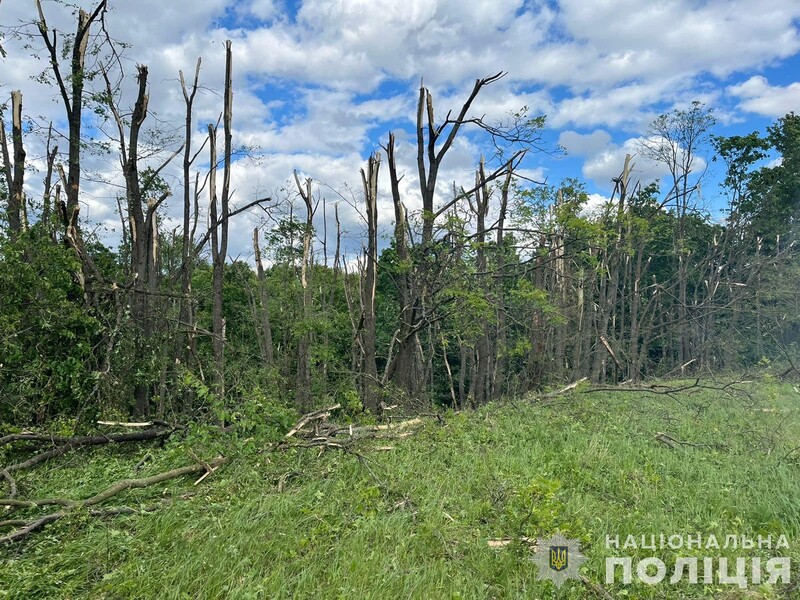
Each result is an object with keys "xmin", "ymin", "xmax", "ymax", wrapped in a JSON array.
[
  {"xmin": 582, "ymin": 138, "xmax": 667, "ymax": 192},
  {"xmin": 581, "ymin": 193, "xmax": 611, "ymax": 218},
  {"xmin": 2, "ymin": 0, "xmax": 800, "ymax": 259},
  {"xmin": 728, "ymin": 75, "xmax": 800, "ymax": 117},
  {"xmin": 558, "ymin": 130, "xmax": 612, "ymax": 157}
]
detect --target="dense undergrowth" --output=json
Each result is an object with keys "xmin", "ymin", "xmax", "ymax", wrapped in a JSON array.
[{"xmin": 2, "ymin": 379, "xmax": 800, "ymax": 599}]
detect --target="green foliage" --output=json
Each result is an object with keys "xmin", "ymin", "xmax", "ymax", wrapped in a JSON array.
[
  {"xmin": 751, "ymin": 114, "xmax": 800, "ymax": 243},
  {"xmin": 0, "ymin": 230, "xmax": 102, "ymax": 423}
]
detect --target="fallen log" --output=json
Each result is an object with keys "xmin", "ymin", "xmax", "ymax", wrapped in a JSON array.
[{"xmin": 1, "ymin": 428, "xmax": 176, "ymax": 473}]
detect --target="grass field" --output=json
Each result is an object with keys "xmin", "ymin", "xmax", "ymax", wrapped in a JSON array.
[{"xmin": 2, "ymin": 378, "xmax": 800, "ymax": 599}]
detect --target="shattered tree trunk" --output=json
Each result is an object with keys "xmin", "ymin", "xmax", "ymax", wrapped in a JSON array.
[
  {"xmin": 210, "ymin": 41, "xmax": 234, "ymax": 402},
  {"xmin": 469, "ymin": 158, "xmax": 491, "ymax": 405},
  {"xmin": 0, "ymin": 90, "xmax": 25, "ymax": 239},
  {"xmin": 102, "ymin": 64, "xmax": 166, "ymax": 417},
  {"xmin": 360, "ymin": 153, "xmax": 381, "ymax": 413},
  {"xmin": 177, "ymin": 58, "xmax": 202, "ymax": 395},
  {"xmin": 41, "ymin": 125, "xmax": 58, "ymax": 239},
  {"xmin": 294, "ymin": 173, "xmax": 315, "ymax": 412},
  {"xmin": 491, "ymin": 168, "xmax": 513, "ymax": 398},
  {"xmin": 384, "ymin": 133, "xmax": 422, "ymax": 398}
]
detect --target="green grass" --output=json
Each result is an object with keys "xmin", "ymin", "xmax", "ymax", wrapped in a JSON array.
[{"xmin": 2, "ymin": 379, "xmax": 800, "ymax": 599}]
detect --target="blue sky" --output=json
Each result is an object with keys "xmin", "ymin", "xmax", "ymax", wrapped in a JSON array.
[{"xmin": 2, "ymin": 0, "xmax": 800, "ymax": 257}]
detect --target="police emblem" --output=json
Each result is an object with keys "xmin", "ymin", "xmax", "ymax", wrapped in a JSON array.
[
  {"xmin": 549, "ymin": 545, "xmax": 569, "ymax": 571},
  {"xmin": 531, "ymin": 534, "xmax": 587, "ymax": 588}
]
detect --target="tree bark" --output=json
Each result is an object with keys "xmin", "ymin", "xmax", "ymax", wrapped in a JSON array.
[
  {"xmin": 360, "ymin": 152, "xmax": 381, "ymax": 413},
  {"xmin": 0, "ymin": 91, "xmax": 26, "ymax": 238},
  {"xmin": 294, "ymin": 173, "xmax": 315, "ymax": 412},
  {"xmin": 210, "ymin": 41, "xmax": 234, "ymax": 402}
]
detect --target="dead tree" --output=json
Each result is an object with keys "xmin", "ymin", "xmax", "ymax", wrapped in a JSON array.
[
  {"xmin": 416, "ymin": 73, "xmax": 506, "ymax": 244},
  {"xmin": 293, "ymin": 172, "xmax": 316, "ymax": 412},
  {"xmin": 209, "ymin": 41, "xmax": 234, "ymax": 401},
  {"xmin": 491, "ymin": 167, "xmax": 514, "ymax": 398},
  {"xmin": 0, "ymin": 90, "xmax": 25, "ymax": 239},
  {"xmin": 34, "ymin": 0, "xmax": 106, "ymax": 219},
  {"xmin": 30, "ymin": 0, "xmax": 108, "ymax": 294},
  {"xmin": 467, "ymin": 157, "xmax": 491, "ymax": 405},
  {"xmin": 101, "ymin": 63, "xmax": 181, "ymax": 415},
  {"xmin": 382, "ymin": 75, "xmax": 527, "ymax": 400},
  {"xmin": 360, "ymin": 152, "xmax": 381, "ymax": 413},
  {"xmin": 177, "ymin": 58, "xmax": 204, "ymax": 381}
]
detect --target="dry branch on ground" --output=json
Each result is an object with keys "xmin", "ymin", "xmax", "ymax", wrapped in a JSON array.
[
  {"xmin": 274, "ymin": 404, "xmax": 426, "ymax": 454},
  {"xmin": 0, "ymin": 457, "xmax": 225, "ymax": 545},
  {"xmin": 0, "ymin": 427, "xmax": 177, "ymax": 473}
]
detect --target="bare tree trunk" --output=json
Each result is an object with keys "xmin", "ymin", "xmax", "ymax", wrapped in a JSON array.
[
  {"xmin": 177, "ymin": 58, "xmax": 202, "ymax": 390},
  {"xmin": 491, "ymin": 169, "xmax": 512, "ymax": 399},
  {"xmin": 294, "ymin": 173, "xmax": 315, "ymax": 412},
  {"xmin": 469, "ymin": 158, "xmax": 491, "ymax": 405},
  {"xmin": 209, "ymin": 41, "xmax": 234, "ymax": 402},
  {"xmin": 360, "ymin": 153, "xmax": 381, "ymax": 413},
  {"xmin": 35, "ymin": 1, "xmax": 106, "ymax": 217},
  {"xmin": 0, "ymin": 90, "xmax": 25, "ymax": 239},
  {"xmin": 384, "ymin": 133, "xmax": 419, "ymax": 398}
]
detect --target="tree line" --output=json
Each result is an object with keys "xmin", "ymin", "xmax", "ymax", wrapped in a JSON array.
[{"xmin": 1, "ymin": 1, "xmax": 798, "ymax": 425}]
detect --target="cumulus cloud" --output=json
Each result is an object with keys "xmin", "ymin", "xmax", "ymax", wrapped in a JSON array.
[
  {"xmin": 728, "ymin": 75, "xmax": 800, "ymax": 117},
  {"xmin": 2, "ymin": 0, "xmax": 800, "ymax": 259},
  {"xmin": 582, "ymin": 138, "xmax": 668, "ymax": 192},
  {"xmin": 558, "ymin": 130, "xmax": 613, "ymax": 157}
]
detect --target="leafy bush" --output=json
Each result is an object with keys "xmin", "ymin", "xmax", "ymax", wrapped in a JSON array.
[{"xmin": 0, "ymin": 230, "xmax": 102, "ymax": 424}]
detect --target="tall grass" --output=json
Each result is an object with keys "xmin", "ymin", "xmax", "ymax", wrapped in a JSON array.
[{"xmin": 2, "ymin": 379, "xmax": 799, "ymax": 599}]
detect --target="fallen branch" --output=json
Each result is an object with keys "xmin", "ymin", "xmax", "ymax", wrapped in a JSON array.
[
  {"xmin": 0, "ymin": 456, "xmax": 225, "ymax": 545},
  {"xmin": 1, "ymin": 428, "xmax": 176, "ymax": 473},
  {"xmin": 0, "ymin": 513, "xmax": 64, "ymax": 545},
  {"xmin": 580, "ymin": 575, "xmax": 615, "ymax": 600},
  {"xmin": 0, "ymin": 468, "xmax": 16, "ymax": 499},
  {"xmin": 583, "ymin": 378, "xmax": 748, "ymax": 397},
  {"xmin": 0, "ymin": 428, "xmax": 173, "ymax": 447},
  {"xmin": 372, "ymin": 417, "xmax": 423, "ymax": 431},
  {"xmin": 97, "ymin": 420, "xmax": 171, "ymax": 428},
  {"xmin": 536, "ymin": 378, "xmax": 588, "ymax": 402},
  {"xmin": 279, "ymin": 416, "xmax": 425, "ymax": 449},
  {"xmin": 655, "ymin": 432, "xmax": 726, "ymax": 451},
  {"xmin": 284, "ymin": 404, "xmax": 341, "ymax": 439},
  {"xmin": 487, "ymin": 536, "xmax": 537, "ymax": 549}
]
